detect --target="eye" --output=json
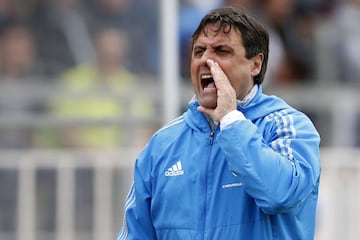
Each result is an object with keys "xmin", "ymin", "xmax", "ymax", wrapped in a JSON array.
[
  {"xmin": 193, "ymin": 47, "xmax": 205, "ymax": 57},
  {"xmin": 216, "ymin": 47, "xmax": 230, "ymax": 55}
]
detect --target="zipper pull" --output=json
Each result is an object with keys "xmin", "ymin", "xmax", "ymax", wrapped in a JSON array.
[{"xmin": 209, "ymin": 131, "xmax": 215, "ymax": 145}]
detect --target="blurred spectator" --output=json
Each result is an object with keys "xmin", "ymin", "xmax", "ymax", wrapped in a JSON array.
[
  {"xmin": 257, "ymin": 0, "xmax": 316, "ymax": 87},
  {"xmin": 86, "ymin": 0, "xmax": 159, "ymax": 76},
  {"xmin": 0, "ymin": 21, "xmax": 43, "ymax": 149},
  {"xmin": 30, "ymin": 0, "xmax": 95, "ymax": 78},
  {"xmin": 35, "ymin": 28, "xmax": 156, "ymax": 149},
  {"xmin": 33, "ymin": 28, "xmax": 158, "ymax": 232},
  {"xmin": 0, "ymin": 21, "xmax": 42, "ymax": 80},
  {"xmin": 0, "ymin": 20, "xmax": 41, "ymax": 237}
]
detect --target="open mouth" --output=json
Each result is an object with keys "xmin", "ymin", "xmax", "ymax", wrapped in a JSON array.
[{"xmin": 201, "ymin": 74, "xmax": 215, "ymax": 89}]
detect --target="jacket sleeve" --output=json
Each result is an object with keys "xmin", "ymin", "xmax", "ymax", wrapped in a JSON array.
[
  {"xmin": 117, "ymin": 152, "xmax": 156, "ymax": 240},
  {"xmin": 217, "ymin": 110, "xmax": 321, "ymax": 214}
]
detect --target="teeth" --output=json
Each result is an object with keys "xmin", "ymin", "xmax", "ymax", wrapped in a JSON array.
[
  {"xmin": 201, "ymin": 74, "xmax": 215, "ymax": 89},
  {"xmin": 201, "ymin": 74, "xmax": 212, "ymax": 79}
]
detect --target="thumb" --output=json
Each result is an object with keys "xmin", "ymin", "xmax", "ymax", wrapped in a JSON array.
[
  {"xmin": 197, "ymin": 105, "xmax": 216, "ymax": 119},
  {"xmin": 197, "ymin": 105, "xmax": 212, "ymax": 115}
]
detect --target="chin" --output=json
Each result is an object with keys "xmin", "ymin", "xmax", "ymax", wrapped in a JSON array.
[{"xmin": 197, "ymin": 93, "xmax": 217, "ymax": 109}]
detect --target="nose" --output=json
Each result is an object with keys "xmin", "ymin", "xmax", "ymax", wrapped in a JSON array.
[{"xmin": 200, "ymin": 47, "xmax": 214, "ymax": 65}]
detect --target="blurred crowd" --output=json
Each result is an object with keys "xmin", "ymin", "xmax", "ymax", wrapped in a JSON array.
[
  {"xmin": 0, "ymin": 0, "xmax": 359, "ymax": 149},
  {"xmin": 0, "ymin": 0, "xmax": 159, "ymax": 78}
]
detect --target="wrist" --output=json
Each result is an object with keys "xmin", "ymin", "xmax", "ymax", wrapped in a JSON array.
[{"xmin": 220, "ymin": 110, "xmax": 246, "ymax": 130}]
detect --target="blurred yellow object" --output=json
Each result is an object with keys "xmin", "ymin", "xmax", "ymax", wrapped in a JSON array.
[{"xmin": 42, "ymin": 65, "xmax": 155, "ymax": 148}]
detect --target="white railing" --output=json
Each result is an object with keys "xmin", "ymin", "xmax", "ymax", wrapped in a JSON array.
[
  {"xmin": 316, "ymin": 148, "xmax": 360, "ymax": 240},
  {"xmin": 0, "ymin": 149, "xmax": 138, "ymax": 240},
  {"xmin": 0, "ymin": 148, "xmax": 359, "ymax": 240}
]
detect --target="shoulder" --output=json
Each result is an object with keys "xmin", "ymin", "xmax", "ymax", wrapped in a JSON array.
[
  {"xmin": 153, "ymin": 115, "xmax": 187, "ymax": 140},
  {"xmin": 261, "ymin": 96, "xmax": 315, "ymax": 130},
  {"xmin": 260, "ymin": 99, "xmax": 320, "ymax": 147},
  {"xmin": 136, "ymin": 115, "xmax": 188, "ymax": 169},
  {"xmin": 252, "ymin": 93, "xmax": 318, "ymax": 135}
]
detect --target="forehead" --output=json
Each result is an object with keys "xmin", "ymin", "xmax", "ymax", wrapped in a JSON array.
[{"xmin": 193, "ymin": 23, "xmax": 243, "ymax": 46}]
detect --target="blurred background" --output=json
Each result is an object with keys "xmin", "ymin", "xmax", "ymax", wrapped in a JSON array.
[{"xmin": 0, "ymin": 0, "xmax": 359, "ymax": 239}]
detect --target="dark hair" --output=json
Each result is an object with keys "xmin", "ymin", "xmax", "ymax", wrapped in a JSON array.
[{"xmin": 192, "ymin": 7, "xmax": 269, "ymax": 84}]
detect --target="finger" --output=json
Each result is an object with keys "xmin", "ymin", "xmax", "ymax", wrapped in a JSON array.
[
  {"xmin": 197, "ymin": 105, "xmax": 213, "ymax": 115},
  {"xmin": 206, "ymin": 59, "xmax": 230, "ymax": 88},
  {"xmin": 207, "ymin": 59, "xmax": 221, "ymax": 79}
]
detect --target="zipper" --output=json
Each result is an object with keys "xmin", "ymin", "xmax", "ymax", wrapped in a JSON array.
[
  {"xmin": 200, "ymin": 129, "xmax": 216, "ymax": 239},
  {"xmin": 209, "ymin": 130, "xmax": 215, "ymax": 145}
]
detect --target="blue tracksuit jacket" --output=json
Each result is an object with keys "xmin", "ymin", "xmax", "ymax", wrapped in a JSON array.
[{"xmin": 117, "ymin": 86, "xmax": 321, "ymax": 240}]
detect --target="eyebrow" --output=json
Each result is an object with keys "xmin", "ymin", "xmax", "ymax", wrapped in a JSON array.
[{"xmin": 193, "ymin": 43, "xmax": 233, "ymax": 50}]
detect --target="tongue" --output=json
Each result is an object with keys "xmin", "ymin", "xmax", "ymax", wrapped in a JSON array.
[{"xmin": 205, "ymin": 82, "xmax": 216, "ymax": 89}]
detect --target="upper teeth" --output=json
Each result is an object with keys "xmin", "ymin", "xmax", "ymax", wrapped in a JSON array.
[{"xmin": 202, "ymin": 74, "xmax": 212, "ymax": 79}]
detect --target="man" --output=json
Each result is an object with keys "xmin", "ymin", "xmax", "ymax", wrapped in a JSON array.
[{"xmin": 117, "ymin": 6, "xmax": 320, "ymax": 240}]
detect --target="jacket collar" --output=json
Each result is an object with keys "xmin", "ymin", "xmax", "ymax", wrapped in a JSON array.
[
  {"xmin": 185, "ymin": 84, "xmax": 262, "ymax": 132},
  {"xmin": 184, "ymin": 84, "xmax": 288, "ymax": 131}
]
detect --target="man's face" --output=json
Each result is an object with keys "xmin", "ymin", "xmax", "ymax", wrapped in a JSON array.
[{"xmin": 190, "ymin": 23, "xmax": 261, "ymax": 109}]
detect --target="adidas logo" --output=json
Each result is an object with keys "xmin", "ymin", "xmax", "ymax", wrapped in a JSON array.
[{"xmin": 165, "ymin": 161, "xmax": 184, "ymax": 177}]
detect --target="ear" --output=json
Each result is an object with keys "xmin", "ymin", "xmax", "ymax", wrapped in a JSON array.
[{"xmin": 250, "ymin": 53, "xmax": 264, "ymax": 77}]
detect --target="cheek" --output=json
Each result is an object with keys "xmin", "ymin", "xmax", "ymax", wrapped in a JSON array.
[
  {"xmin": 228, "ymin": 69, "xmax": 254, "ymax": 97},
  {"xmin": 190, "ymin": 59, "xmax": 200, "ymax": 78},
  {"xmin": 190, "ymin": 61, "xmax": 195, "ymax": 73},
  {"xmin": 190, "ymin": 65, "xmax": 198, "ymax": 87}
]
